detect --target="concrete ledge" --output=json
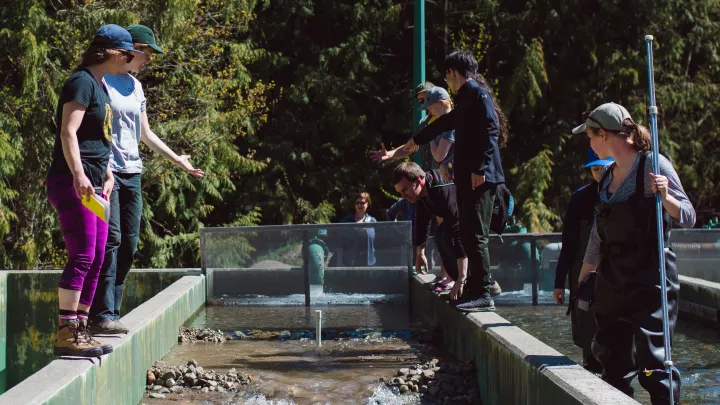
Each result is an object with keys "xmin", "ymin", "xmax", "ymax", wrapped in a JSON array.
[
  {"xmin": 411, "ymin": 274, "xmax": 639, "ymax": 405},
  {"xmin": 0, "ymin": 275, "xmax": 205, "ymax": 405},
  {"xmin": 678, "ymin": 275, "xmax": 720, "ymax": 325},
  {"xmin": 0, "ymin": 269, "xmax": 199, "ymax": 390},
  {"xmin": 0, "ymin": 272, "xmax": 6, "ymax": 393}
]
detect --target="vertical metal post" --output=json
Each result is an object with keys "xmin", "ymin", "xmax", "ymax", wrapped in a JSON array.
[
  {"xmin": 531, "ymin": 239, "xmax": 538, "ymax": 306},
  {"xmin": 412, "ymin": 0, "xmax": 426, "ymax": 166},
  {"xmin": 315, "ymin": 310, "xmax": 322, "ymax": 347},
  {"xmin": 303, "ymin": 230, "xmax": 310, "ymax": 307}
]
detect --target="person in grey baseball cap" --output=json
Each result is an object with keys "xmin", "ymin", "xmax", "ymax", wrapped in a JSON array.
[{"xmin": 574, "ymin": 102, "xmax": 695, "ymax": 404}]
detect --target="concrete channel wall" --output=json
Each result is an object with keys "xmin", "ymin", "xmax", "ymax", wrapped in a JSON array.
[
  {"xmin": 0, "ymin": 275, "xmax": 205, "ymax": 405},
  {"xmin": 0, "ymin": 272, "xmax": 6, "ymax": 394},
  {"xmin": 411, "ymin": 274, "xmax": 640, "ymax": 405},
  {"xmin": 0, "ymin": 269, "xmax": 200, "ymax": 390},
  {"xmin": 679, "ymin": 275, "xmax": 720, "ymax": 325}
]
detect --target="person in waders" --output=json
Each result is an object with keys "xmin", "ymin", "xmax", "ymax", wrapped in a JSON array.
[
  {"xmin": 574, "ymin": 103, "xmax": 695, "ymax": 404},
  {"xmin": 552, "ymin": 147, "xmax": 613, "ymax": 375}
]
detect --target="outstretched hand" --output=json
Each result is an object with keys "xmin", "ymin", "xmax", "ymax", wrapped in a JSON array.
[
  {"xmin": 176, "ymin": 155, "xmax": 205, "ymax": 178},
  {"xmin": 369, "ymin": 143, "xmax": 391, "ymax": 162}
]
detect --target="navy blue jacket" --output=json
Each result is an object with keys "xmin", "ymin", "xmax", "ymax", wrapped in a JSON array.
[
  {"xmin": 554, "ymin": 182, "xmax": 599, "ymax": 290},
  {"xmin": 413, "ymin": 80, "xmax": 505, "ymax": 185}
]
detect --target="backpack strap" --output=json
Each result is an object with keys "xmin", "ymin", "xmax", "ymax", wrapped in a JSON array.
[
  {"xmin": 635, "ymin": 151, "xmax": 650, "ymax": 196},
  {"xmin": 598, "ymin": 162, "xmax": 614, "ymax": 194}
]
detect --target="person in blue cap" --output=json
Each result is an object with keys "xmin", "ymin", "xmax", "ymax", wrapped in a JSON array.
[
  {"xmin": 46, "ymin": 24, "xmax": 143, "ymax": 358},
  {"xmin": 89, "ymin": 24, "xmax": 204, "ymax": 334},
  {"xmin": 552, "ymin": 147, "xmax": 612, "ymax": 374}
]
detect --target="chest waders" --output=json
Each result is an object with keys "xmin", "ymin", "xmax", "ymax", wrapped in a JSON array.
[{"xmin": 591, "ymin": 150, "xmax": 680, "ymax": 404}]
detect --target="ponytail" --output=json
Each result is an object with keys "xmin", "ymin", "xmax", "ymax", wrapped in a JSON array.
[{"xmin": 619, "ymin": 118, "xmax": 651, "ymax": 152}]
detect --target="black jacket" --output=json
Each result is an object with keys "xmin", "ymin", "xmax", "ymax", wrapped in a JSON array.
[
  {"xmin": 554, "ymin": 181, "xmax": 599, "ymax": 290},
  {"xmin": 415, "ymin": 170, "xmax": 465, "ymax": 258},
  {"xmin": 413, "ymin": 80, "xmax": 505, "ymax": 185}
]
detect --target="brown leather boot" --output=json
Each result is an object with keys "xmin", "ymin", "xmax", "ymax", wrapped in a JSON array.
[
  {"xmin": 54, "ymin": 319, "xmax": 104, "ymax": 357},
  {"xmin": 78, "ymin": 319, "xmax": 113, "ymax": 355}
]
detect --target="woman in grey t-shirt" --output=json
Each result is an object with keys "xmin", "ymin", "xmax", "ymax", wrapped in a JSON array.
[
  {"xmin": 573, "ymin": 102, "xmax": 694, "ymax": 404},
  {"xmin": 88, "ymin": 25, "xmax": 204, "ymax": 334}
]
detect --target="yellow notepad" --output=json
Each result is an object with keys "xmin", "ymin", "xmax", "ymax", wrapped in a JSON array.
[{"xmin": 81, "ymin": 194, "xmax": 110, "ymax": 223}]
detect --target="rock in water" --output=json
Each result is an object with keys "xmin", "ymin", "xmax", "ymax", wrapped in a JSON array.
[
  {"xmin": 399, "ymin": 385, "xmax": 409, "ymax": 393},
  {"xmin": 397, "ymin": 368, "xmax": 410, "ymax": 377},
  {"xmin": 165, "ymin": 378, "xmax": 176, "ymax": 388},
  {"xmin": 149, "ymin": 393, "xmax": 166, "ymax": 399},
  {"xmin": 147, "ymin": 371, "xmax": 156, "ymax": 385}
]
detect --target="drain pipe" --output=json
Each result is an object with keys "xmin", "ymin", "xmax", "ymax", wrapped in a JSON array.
[{"xmin": 315, "ymin": 310, "xmax": 322, "ymax": 347}]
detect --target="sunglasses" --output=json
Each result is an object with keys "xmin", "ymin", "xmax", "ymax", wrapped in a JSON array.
[
  {"xmin": 355, "ymin": 200, "xmax": 368, "ymax": 205},
  {"xmin": 121, "ymin": 51, "xmax": 135, "ymax": 63},
  {"xmin": 581, "ymin": 111, "xmax": 605, "ymax": 129}
]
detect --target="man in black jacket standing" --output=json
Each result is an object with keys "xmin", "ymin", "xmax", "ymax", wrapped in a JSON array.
[
  {"xmin": 393, "ymin": 162, "xmax": 467, "ymax": 300},
  {"xmin": 405, "ymin": 50, "xmax": 507, "ymax": 311}
]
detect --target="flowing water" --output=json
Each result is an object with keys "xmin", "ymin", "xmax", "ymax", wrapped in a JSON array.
[
  {"xmin": 496, "ymin": 302, "xmax": 720, "ymax": 405},
  {"xmin": 139, "ymin": 337, "xmax": 428, "ymax": 405}
]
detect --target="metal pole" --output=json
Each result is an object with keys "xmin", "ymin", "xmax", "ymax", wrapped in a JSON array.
[
  {"xmin": 531, "ymin": 239, "xmax": 538, "ymax": 306},
  {"xmin": 303, "ymin": 230, "xmax": 311, "ymax": 307},
  {"xmin": 315, "ymin": 310, "xmax": 322, "ymax": 347},
  {"xmin": 645, "ymin": 34, "xmax": 675, "ymax": 405},
  {"xmin": 412, "ymin": 0, "xmax": 426, "ymax": 166}
]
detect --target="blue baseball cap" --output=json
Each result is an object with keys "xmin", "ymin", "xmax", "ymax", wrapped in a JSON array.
[
  {"xmin": 584, "ymin": 147, "xmax": 614, "ymax": 168},
  {"xmin": 92, "ymin": 24, "xmax": 143, "ymax": 54},
  {"xmin": 419, "ymin": 87, "xmax": 450, "ymax": 109}
]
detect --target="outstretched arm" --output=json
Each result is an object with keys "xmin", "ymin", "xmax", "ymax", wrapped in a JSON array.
[{"xmin": 140, "ymin": 111, "xmax": 204, "ymax": 177}]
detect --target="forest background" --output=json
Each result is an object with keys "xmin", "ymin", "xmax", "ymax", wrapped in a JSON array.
[{"xmin": 1, "ymin": 0, "xmax": 718, "ymax": 269}]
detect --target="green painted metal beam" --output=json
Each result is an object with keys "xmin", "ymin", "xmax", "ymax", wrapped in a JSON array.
[{"xmin": 412, "ymin": 0, "xmax": 426, "ymax": 166}]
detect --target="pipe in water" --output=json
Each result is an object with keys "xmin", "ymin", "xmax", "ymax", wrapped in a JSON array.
[{"xmin": 315, "ymin": 310, "xmax": 322, "ymax": 347}]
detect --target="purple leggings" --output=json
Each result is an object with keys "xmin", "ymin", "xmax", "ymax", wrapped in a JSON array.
[{"xmin": 47, "ymin": 175, "xmax": 109, "ymax": 306}]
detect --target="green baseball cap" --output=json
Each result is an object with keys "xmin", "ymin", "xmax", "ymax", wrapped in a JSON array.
[
  {"xmin": 126, "ymin": 24, "xmax": 164, "ymax": 54},
  {"xmin": 572, "ymin": 102, "xmax": 632, "ymax": 134}
]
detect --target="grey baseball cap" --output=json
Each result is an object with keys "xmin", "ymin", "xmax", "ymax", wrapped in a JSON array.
[
  {"xmin": 415, "ymin": 82, "xmax": 435, "ymax": 96},
  {"xmin": 572, "ymin": 102, "xmax": 633, "ymax": 134},
  {"xmin": 419, "ymin": 87, "xmax": 450, "ymax": 109}
]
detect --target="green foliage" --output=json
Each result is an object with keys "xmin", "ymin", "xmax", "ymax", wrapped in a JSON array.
[
  {"xmin": 512, "ymin": 149, "xmax": 560, "ymax": 233},
  {"xmin": 1, "ymin": 0, "xmax": 719, "ymax": 269}
]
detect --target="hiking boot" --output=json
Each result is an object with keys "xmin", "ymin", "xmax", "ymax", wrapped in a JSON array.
[
  {"xmin": 54, "ymin": 319, "xmax": 104, "ymax": 358},
  {"xmin": 489, "ymin": 281, "xmax": 502, "ymax": 297},
  {"xmin": 79, "ymin": 319, "xmax": 113, "ymax": 355},
  {"xmin": 89, "ymin": 317, "xmax": 129, "ymax": 334},
  {"xmin": 455, "ymin": 292, "xmax": 495, "ymax": 312}
]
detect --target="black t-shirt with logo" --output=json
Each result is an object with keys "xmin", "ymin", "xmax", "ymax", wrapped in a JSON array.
[{"xmin": 48, "ymin": 69, "xmax": 113, "ymax": 187}]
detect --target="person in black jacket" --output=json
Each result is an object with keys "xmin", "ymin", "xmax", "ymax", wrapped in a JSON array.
[
  {"xmin": 404, "ymin": 50, "xmax": 507, "ymax": 312},
  {"xmin": 552, "ymin": 147, "xmax": 613, "ymax": 374},
  {"xmin": 393, "ymin": 162, "xmax": 467, "ymax": 301}
]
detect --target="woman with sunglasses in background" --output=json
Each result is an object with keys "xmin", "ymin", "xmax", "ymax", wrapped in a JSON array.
[
  {"xmin": 47, "ymin": 24, "xmax": 144, "ymax": 357},
  {"xmin": 333, "ymin": 192, "xmax": 378, "ymax": 267},
  {"xmin": 88, "ymin": 25, "xmax": 204, "ymax": 334},
  {"xmin": 574, "ymin": 103, "xmax": 695, "ymax": 404}
]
